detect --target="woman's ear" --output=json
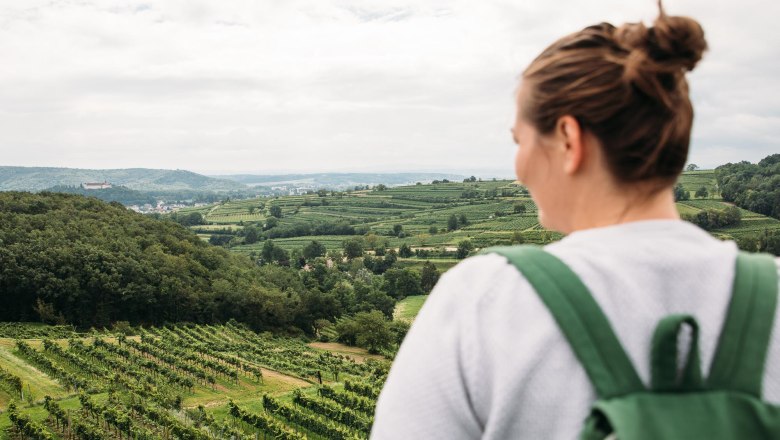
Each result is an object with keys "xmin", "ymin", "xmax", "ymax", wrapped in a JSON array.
[{"xmin": 557, "ymin": 115, "xmax": 585, "ymax": 175}]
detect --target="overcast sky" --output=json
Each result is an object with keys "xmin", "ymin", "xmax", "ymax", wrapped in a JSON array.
[{"xmin": 0, "ymin": 0, "xmax": 777, "ymax": 175}]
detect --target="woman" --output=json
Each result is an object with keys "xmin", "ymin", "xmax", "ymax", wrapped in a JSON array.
[{"xmin": 371, "ymin": 3, "xmax": 780, "ymax": 439}]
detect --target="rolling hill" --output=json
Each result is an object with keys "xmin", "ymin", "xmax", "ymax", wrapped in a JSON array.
[{"xmin": 0, "ymin": 167, "xmax": 247, "ymax": 192}]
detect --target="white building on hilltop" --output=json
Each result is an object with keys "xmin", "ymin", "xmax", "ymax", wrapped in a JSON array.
[{"xmin": 81, "ymin": 181, "xmax": 112, "ymax": 190}]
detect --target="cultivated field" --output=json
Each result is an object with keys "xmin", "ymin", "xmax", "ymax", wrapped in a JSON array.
[
  {"xmin": 189, "ymin": 172, "xmax": 780, "ymax": 259},
  {"xmin": 0, "ymin": 322, "xmax": 387, "ymax": 439}
]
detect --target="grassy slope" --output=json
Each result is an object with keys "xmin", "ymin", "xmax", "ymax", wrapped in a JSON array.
[
  {"xmin": 393, "ymin": 296, "xmax": 428, "ymax": 323},
  {"xmin": 0, "ymin": 340, "xmax": 68, "ymax": 406}
]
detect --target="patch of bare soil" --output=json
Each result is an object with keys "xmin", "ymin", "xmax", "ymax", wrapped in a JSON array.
[
  {"xmin": 308, "ymin": 342, "xmax": 385, "ymax": 363},
  {"xmin": 261, "ymin": 368, "xmax": 311, "ymax": 387}
]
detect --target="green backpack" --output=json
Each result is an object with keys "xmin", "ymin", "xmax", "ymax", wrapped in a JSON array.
[{"xmin": 483, "ymin": 245, "xmax": 780, "ymax": 439}]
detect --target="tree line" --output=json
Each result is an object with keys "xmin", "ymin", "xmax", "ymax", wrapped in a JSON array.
[
  {"xmin": 0, "ymin": 192, "xmax": 436, "ymax": 339},
  {"xmin": 716, "ymin": 154, "xmax": 780, "ymax": 219}
]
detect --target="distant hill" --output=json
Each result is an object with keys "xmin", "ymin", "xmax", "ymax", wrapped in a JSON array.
[
  {"xmin": 0, "ymin": 166, "xmax": 247, "ymax": 192},
  {"xmin": 44, "ymin": 184, "xmax": 156, "ymax": 206},
  {"xmin": 213, "ymin": 172, "xmax": 469, "ymax": 188}
]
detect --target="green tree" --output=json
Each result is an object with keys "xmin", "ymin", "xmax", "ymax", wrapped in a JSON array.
[
  {"xmin": 514, "ymin": 203, "xmax": 527, "ymax": 214},
  {"xmin": 303, "ymin": 240, "xmax": 327, "ymax": 260},
  {"xmin": 684, "ymin": 206, "xmax": 741, "ymax": 231},
  {"xmin": 389, "ymin": 320, "xmax": 411, "ymax": 345},
  {"xmin": 364, "ymin": 233, "xmax": 379, "ymax": 250},
  {"xmin": 428, "ymin": 225, "xmax": 438, "ymax": 234},
  {"xmin": 456, "ymin": 240, "xmax": 474, "ymax": 259},
  {"xmin": 175, "ymin": 212, "xmax": 205, "ymax": 226},
  {"xmin": 760, "ymin": 230, "xmax": 780, "ymax": 256},
  {"xmin": 269, "ymin": 205, "xmax": 282, "ymax": 218},
  {"xmin": 243, "ymin": 225, "xmax": 260, "ymax": 244},
  {"xmin": 392, "ymin": 224, "xmax": 403, "ymax": 237},
  {"xmin": 511, "ymin": 231, "xmax": 525, "ymax": 244},
  {"xmin": 264, "ymin": 216, "xmax": 278, "ymax": 230},
  {"xmin": 270, "ymin": 246, "xmax": 290, "ymax": 266},
  {"xmin": 459, "ymin": 214, "xmax": 469, "ymax": 226},
  {"xmin": 290, "ymin": 248, "xmax": 306, "ymax": 269},
  {"xmin": 383, "ymin": 268, "xmax": 422, "ymax": 299},
  {"xmin": 686, "ymin": 163, "xmax": 700, "ymax": 171},
  {"xmin": 673, "ymin": 183, "xmax": 690, "ymax": 201},
  {"xmin": 343, "ymin": 238, "xmax": 364, "ymax": 260},
  {"xmin": 736, "ymin": 234, "xmax": 760, "ymax": 252},
  {"xmin": 695, "ymin": 186, "xmax": 709, "ymax": 198},
  {"xmin": 337, "ymin": 311, "xmax": 392, "ymax": 353},
  {"xmin": 313, "ymin": 318, "xmax": 332, "ymax": 338},
  {"xmin": 384, "ymin": 249, "xmax": 397, "ymax": 266},
  {"xmin": 335, "ymin": 317, "xmax": 360, "ymax": 346},
  {"xmin": 209, "ymin": 234, "xmax": 233, "ymax": 247},
  {"xmin": 261, "ymin": 240, "xmax": 277, "ymax": 262},
  {"xmin": 447, "ymin": 214, "xmax": 459, "ymax": 231},
  {"xmin": 355, "ymin": 310, "xmax": 393, "ymax": 353},
  {"xmin": 398, "ymin": 243, "xmax": 413, "ymax": 258},
  {"xmin": 420, "ymin": 261, "xmax": 439, "ymax": 293}
]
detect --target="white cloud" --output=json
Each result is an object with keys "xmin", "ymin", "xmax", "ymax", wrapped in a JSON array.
[{"xmin": 0, "ymin": 0, "xmax": 777, "ymax": 174}]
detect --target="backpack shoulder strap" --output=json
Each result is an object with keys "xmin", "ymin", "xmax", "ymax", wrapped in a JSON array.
[
  {"xmin": 707, "ymin": 251, "xmax": 779, "ymax": 397},
  {"xmin": 482, "ymin": 245, "xmax": 645, "ymax": 399}
]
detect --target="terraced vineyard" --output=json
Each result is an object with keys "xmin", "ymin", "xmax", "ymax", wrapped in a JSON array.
[
  {"xmin": 0, "ymin": 322, "xmax": 388, "ymax": 439},
  {"xmin": 198, "ymin": 180, "xmax": 552, "ymax": 254},
  {"xmin": 189, "ymin": 173, "xmax": 780, "ymax": 260},
  {"xmin": 677, "ymin": 169, "xmax": 719, "ymax": 197}
]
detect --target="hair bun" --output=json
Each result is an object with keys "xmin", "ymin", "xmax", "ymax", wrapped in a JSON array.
[
  {"xmin": 614, "ymin": 2, "xmax": 707, "ymax": 73},
  {"xmin": 649, "ymin": 9, "xmax": 707, "ymax": 72}
]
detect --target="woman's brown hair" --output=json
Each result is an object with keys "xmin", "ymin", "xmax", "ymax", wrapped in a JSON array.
[{"xmin": 521, "ymin": 1, "xmax": 707, "ymax": 184}]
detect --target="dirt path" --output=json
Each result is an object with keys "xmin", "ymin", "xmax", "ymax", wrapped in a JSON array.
[
  {"xmin": 308, "ymin": 342, "xmax": 385, "ymax": 364},
  {"xmin": 261, "ymin": 368, "xmax": 311, "ymax": 387}
]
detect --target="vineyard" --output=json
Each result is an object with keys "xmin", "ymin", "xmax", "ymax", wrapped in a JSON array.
[
  {"xmin": 0, "ymin": 322, "xmax": 389, "ymax": 439},
  {"xmin": 677, "ymin": 169, "xmax": 719, "ymax": 196},
  {"xmin": 186, "ymin": 173, "xmax": 780, "ymax": 259},
  {"xmin": 195, "ymin": 180, "xmax": 556, "ymax": 254}
]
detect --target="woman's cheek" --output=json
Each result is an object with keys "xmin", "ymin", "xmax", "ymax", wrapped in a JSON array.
[{"xmin": 514, "ymin": 147, "xmax": 528, "ymax": 185}]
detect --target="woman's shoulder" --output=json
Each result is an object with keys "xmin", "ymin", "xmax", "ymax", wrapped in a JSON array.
[
  {"xmin": 422, "ymin": 252, "xmax": 548, "ymax": 327},
  {"xmin": 441, "ymin": 253, "xmax": 516, "ymax": 283},
  {"xmin": 433, "ymin": 253, "xmax": 535, "ymax": 302}
]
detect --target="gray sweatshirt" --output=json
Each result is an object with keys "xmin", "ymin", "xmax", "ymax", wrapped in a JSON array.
[{"xmin": 371, "ymin": 220, "xmax": 780, "ymax": 439}]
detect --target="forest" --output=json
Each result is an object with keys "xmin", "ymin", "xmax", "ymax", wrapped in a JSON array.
[
  {"xmin": 44, "ymin": 185, "xmax": 157, "ymax": 206},
  {"xmin": 716, "ymin": 153, "xmax": 780, "ymax": 219},
  {"xmin": 0, "ymin": 192, "xmax": 419, "ymax": 347}
]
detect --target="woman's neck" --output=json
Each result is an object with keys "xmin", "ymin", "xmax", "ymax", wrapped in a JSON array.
[{"xmin": 562, "ymin": 185, "xmax": 680, "ymax": 234}]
